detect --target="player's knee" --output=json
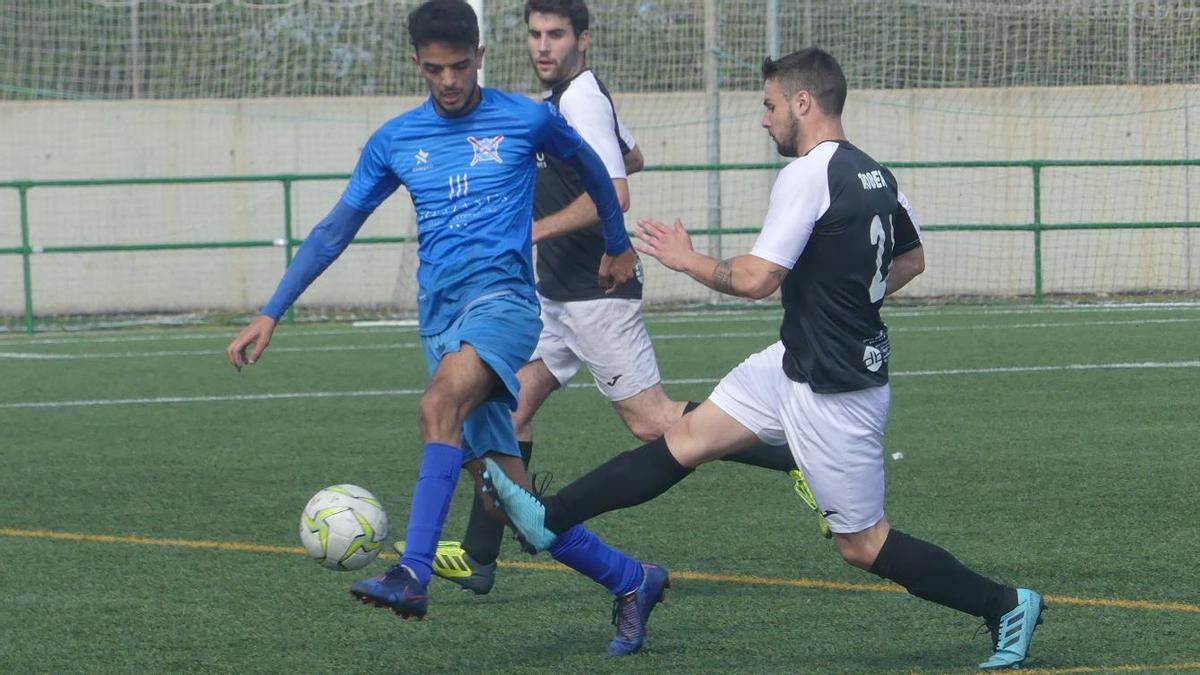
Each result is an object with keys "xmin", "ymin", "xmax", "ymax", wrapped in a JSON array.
[
  {"xmin": 619, "ymin": 407, "xmax": 673, "ymax": 441},
  {"xmin": 834, "ymin": 535, "xmax": 881, "ymax": 571},
  {"xmin": 511, "ymin": 407, "xmax": 535, "ymax": 437},
  {"xmin": 418, "ymin": 389, "xmax": 459, "ymax": 435},
  {"xmin": 628, "ymin": 420, "xmax": 662, "ymax": 443}
]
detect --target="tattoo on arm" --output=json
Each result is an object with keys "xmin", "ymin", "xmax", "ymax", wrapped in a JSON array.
[
  {"xmin": 768, "ymin": 268, "xmax": 788, "ymax": 284},
  {"xmin": 712, "ymin": 259, "xmax": 734, "ymax": 294}
]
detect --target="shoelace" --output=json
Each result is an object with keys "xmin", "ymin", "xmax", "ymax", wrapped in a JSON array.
[
  {"xmin": 610, "ymin": 592, "xmax": 641, "ymax": 640},
  {"xmin": 530, "ymin": 470, "xmax": 554, "ymax": 498},
  {"xmin": 383, "ymin": 564, "xmax": 414, "ymax": 582},
  {"xmin": 973, "ymin": 620, "xmax": 1000, "ymax": 649}
]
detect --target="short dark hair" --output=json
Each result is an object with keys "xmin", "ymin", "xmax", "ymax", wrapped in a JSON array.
[
  {"xmin": 408, "ymin": 0, "xmax": 480, "ymax": 52},
  {"xmin": 524, "ymin": 0, "xmax": 589, "ymax": 35},
  {"xmin": 761, "ymin": 47, "xmax": 847, "ymax": 115}
]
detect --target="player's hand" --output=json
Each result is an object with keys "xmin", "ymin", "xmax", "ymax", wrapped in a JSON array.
[
  {"xmin": 598, "ymin": 248, "xmax": 638, "ymax": 293},
  {"xmin": 634, "ymin": 218, "xmax": 694, "ymax": 272},
  {"xmin": 226, "ymin": 314, "xmax": 277, "ymax": 371}
]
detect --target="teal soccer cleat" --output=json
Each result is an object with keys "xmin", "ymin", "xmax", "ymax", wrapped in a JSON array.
[
  {"xmin": 608, "ymin": 563, "xmax": 671, "ymax": 656},
  {"xmin": 979, "ymin": 588, "xmax": 1046, "ymax": 669},
  {"xmin": 481, "ymin": 458, "xmax": 557, "ymax": 553}
]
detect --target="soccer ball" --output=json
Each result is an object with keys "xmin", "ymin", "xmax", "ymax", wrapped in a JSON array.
[{"xmin": 299, "ymin": 484, "xmax": 389, "ymax": 571}]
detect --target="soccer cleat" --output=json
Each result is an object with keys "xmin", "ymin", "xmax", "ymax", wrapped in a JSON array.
[
  {"xmin": 481, "ymin": 458, "xmax": 557, "ymax": 553},
  {"xmin": 978, "ymin": 588, "xmax": 1047, "ymax": 670},
  {"xmin": 349, "ymin": 563, "xmax": 429, "ymax": 620},
  {"xmin": 789, "ymin": 469, "xmax": 832, "ymax": 539},
  {"xmin": 608, "ymin": 563, "xmax": 671, "ymax": 656},
  {"xmin": 393, "ymin": 540, "xmax": 496, "ymax": 595}
]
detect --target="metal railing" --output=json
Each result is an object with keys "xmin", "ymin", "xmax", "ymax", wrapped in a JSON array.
[{"xmin": 3, "ymin": 159, "xmax": 1199, "ymax": 333}]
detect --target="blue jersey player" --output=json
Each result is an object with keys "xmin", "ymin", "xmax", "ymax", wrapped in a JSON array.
[{"xmin": 225, "ymin": 0, "xmax": 667, "ymax": 654}]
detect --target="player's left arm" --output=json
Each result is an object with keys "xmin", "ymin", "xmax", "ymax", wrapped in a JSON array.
[
  {"xmin": 634, "ymin": 218, "xmax": 787, "ymax": 299},
  {"xmin": 886, "ymin": 190, "xmax": 925, "ymax": 296},
  {"xmin": 617, "ymin": 118, "xmax": 644, "ymax": 175}
]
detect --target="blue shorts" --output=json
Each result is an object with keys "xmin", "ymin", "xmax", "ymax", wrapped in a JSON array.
[{"xmin": 421, "ymin": 293, "xmax": 541, "ymax": 463}]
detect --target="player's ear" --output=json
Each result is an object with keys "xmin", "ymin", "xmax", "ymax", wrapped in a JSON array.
[
  {"xmin": 793, "ymin": 89, "xmax": 812, "ymax": 116},
  {"xmin": 410, "ymin": 52, "xmax": 420, "ymax": 67},
  {"xmin": 577, "ymin": 29, "xmax": 590, "ymax": 52},
  {"xmin": 475, "ymin": 45, "xmax": 486, "ymax": 68}
]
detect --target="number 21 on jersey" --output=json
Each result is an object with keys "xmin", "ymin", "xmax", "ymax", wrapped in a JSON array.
[{"xmin": 868, "ymin": 213, "xmax": 893, "ymax": 303}]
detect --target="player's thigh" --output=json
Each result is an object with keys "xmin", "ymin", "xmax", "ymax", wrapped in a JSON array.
[
  {"xmin": 780, "ymin": 382, "xmax": 890, "ymax": 535},
  {"xmin": 426, "ymin": 344, "xmax": 501, "ymax": 413},
  {"xmin": 664, "ymin": 400, "xmax": 763, "ymax": 467},
  {"xmin": 449, "ymin": 294, "xmax": 542, "ymax": 410},
  {"xmin": 705, "ymin": 341, "xmax": 792, "ymax": 453},
  {"xmin": 564, "ymin": 297, "xmax": 663, "ymax": 402},
  {"xmin": 530, "ymin": 294, "xmax": 584, "ymax": 388}
]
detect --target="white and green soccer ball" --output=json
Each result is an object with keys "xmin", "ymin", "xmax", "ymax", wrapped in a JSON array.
[{"xmin": 299, "ymin": 484, "xmax": 389, "ymax": 571}]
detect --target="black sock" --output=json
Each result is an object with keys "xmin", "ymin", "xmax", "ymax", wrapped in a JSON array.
[
  {"xmin": 544, "ymin": 436, "xmax": 693, "ymax": 533},
  {"xmin": 721, "ymin": 443, "xmax": 797, "ymax": 472},
  {"xmin": 462, "ymin": 441, "xmax": 534, "ymax": 565},
  {"xmin": 868, "ymin": 529, "xmax": 1017, "ymax": 622}
]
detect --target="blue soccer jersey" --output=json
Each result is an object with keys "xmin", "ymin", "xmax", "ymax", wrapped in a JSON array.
[{"xmin": 341, "ymin": 89, "xmax": 607, "ymax": 335}]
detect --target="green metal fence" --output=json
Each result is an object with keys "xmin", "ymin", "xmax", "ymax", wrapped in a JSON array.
[{"xmin": 3, "ymin": 159, "xmax": 1199, "ymax": 334}]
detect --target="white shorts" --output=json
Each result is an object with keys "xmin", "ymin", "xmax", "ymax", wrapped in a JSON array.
[
  {"xmin": 709, "ymin": 341, "xmax": 890, "ymax": 534},
  {"xmin": 531, "ymin": 294, "xmax": 662, "ymax": 402}
]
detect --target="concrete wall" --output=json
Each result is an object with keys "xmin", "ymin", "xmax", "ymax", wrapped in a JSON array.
[{"xmin": 1, "ymin": 84, "xmax": 1197, "ymax": 315}]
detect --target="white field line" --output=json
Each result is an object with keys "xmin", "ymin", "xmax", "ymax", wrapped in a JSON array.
[
  {"xmin": 0, "ymin": 326, "xmax": 415, "ymax": 347},
  {"xmin": 3, "ymin": 360, "xmax": 1197, "ymax": 410},
  {"xmin": 0, "ymin": 343, "xmax": 420, "ymax": 360},
  {"xmin": 4, "ymin": 302, "xmax": 1200, "ymax": 347},
  {"xmin": 881, "ymin": 300, "xmax": 1200, "ymax": 319},
  {"xmin": 2, "ymin": 317, "xmax": 1197, "ymax": 360}
]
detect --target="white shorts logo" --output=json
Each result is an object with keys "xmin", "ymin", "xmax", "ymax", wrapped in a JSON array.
[{"xmin": 863, "ymin": 345, "xmax": 885, "ymax": 372}]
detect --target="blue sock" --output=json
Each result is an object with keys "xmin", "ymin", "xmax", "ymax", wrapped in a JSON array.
[
  {"xmin": 399, "ymin": 442, "xmax": 463, "ymax": 584},
  {"xmin": 548, "ymin": 524, "xmax": 645, "ymax": 596}
]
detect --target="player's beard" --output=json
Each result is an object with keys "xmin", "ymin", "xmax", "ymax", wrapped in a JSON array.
[
  {"xmin": 772, "ymin": 112, "xmax": 801, "ymax": 157},
  {"xmin": 533, "ymin": 49, "xmax": 582, "ymax": 88},
  {"xmin": 436, "ymin": 83, "xmax": 479, "ymax": 116}
]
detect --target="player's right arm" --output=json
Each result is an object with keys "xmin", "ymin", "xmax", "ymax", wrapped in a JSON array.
[
  {"xmin": 226, "ymin": 200, "xmax": 370, "ymax": 370},
  {"xmin": 636, "ymin": 156, "xmax": 825, "ymax": 299},
  {"xmin": 226, "ymin": 128, "xmax": 401, "ymax": 371}
]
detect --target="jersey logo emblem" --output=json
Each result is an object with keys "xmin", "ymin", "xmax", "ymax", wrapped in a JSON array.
[
  {"xmin": 604, "ymin": 374, "xmax": 623, "ymax": 387},
  {"xmin": 468, "ymin": 135, "xmax": 505, "ymax": 166},
  {"xmin": 415, "ymin": 149, "xmax": 429, "ymax": 164}
]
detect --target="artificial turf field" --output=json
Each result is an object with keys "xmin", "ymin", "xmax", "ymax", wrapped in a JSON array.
[{"xmin": 2, "ymin": 303, "xmax": 1198, "ymax": 673}]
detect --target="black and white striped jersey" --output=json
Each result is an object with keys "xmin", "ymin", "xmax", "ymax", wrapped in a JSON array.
[
  {"xmin": 534, "ymin": 69, "xmax": 642, "ymax": 301},
  {"xmin": 750, "ymin": 140, "xmax": 922, "ymax": 393}
]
